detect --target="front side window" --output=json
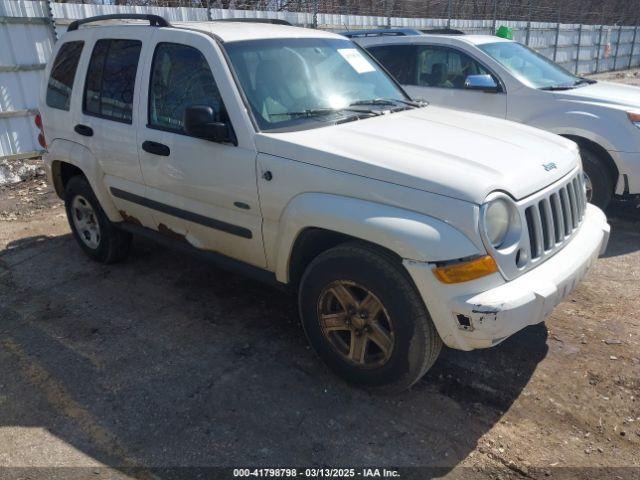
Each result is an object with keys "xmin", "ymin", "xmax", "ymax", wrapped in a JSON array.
[
  {"xmin": 366, "ymin": 45, "xmax": 416, "ymax": 85},
  {"xmin": 415, "ymin": 45, "xmax": 490, "ymax": 89},
  {"xmin": 46, "ymin": 41, "xmax": 84, "ymax": 111},
  {"xmin": 149, "ymin": 42, "xmax": 226, "ymax": 133},
  {"xmin": 479, "ymin": 41, "xmax": 581, "ymax": 89},
  {"xmin": 83, "ymin": 39, "xmax": 142, "ymax": 123},
  {"xmin": 224, "ymin": 38, "xmax": 409, "ymax": 132}
]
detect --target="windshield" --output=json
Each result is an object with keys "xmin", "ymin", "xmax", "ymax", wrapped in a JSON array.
[
  {"xmin": 479, "ymin": 41, "xmax": 582, "ymax": 89},
  {"xmin": 224, "ymin": 38, "xmax": 410, "ymax": 132}
]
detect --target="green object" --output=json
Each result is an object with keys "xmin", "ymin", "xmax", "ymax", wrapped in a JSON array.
[{"xmin": 496, "ymin": 25, "xmax": 513, "ymax": 40}]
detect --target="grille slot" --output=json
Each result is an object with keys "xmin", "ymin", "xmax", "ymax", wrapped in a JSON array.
[{"xmin": 521, "ymin": 172, "xmax": 586, "ymax": 265}]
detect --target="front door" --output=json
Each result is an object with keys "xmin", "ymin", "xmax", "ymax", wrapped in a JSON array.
[{"xmin": 136, "ymin": 30, "xmax": 265, "ymax": 267}]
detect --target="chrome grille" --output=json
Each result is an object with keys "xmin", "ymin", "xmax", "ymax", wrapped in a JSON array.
[{"xmin": 524, "ymin": 172, "xmax": 586, "ymax": 261}]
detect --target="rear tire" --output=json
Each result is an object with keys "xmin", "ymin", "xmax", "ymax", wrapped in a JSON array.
[
  {"xmin": 581, "ymin": 147, "xmax": 614, "ymax": 210},
  {"xmin": 64, "ymin": 175, "xmax": 131, "ymax": 263},
  {"xmin": 298, "ymin": 242, "xmax": 442, "ymax": 392}
]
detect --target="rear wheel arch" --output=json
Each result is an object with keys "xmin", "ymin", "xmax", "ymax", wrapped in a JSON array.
[{"xmin": 51, "ymin": 160, "xmax": 85, "ymax": 199}]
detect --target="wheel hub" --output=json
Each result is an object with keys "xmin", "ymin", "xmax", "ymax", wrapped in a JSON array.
[
  {"xmin": 317, "ymin": 280, "xmax": 395, "ymax": 368},
  {"xmin": 70, "ymin": 195, "xmax": 101, "ymax": 249}
]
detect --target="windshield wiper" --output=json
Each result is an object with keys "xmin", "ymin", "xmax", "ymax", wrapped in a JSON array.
[
  {"xmin": 268, "ymin": 107, "xmax": 379, "ymax": 120},
  {"xmin": 540, "ymin": 78, "xmax": 597, "ymax": 91},
  {"xmin": 539, "ymin": 85, "xmax": 578, "ymax": 91},
  {"xmin": 574, "ymin": 78, "xmax": 597, "ymax": 86},
  {"xmin": 350, "ymin": 98, "xmax": 425, "ymax": 108}
]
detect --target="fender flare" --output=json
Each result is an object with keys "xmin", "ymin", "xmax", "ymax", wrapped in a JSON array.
[
  {"xmin": 47, "ymin": 139, "xmax": 121, "ymax": 221},
  {"xmin": 274, "ymin": 193, "xmax": 482, "ymax": 283}
]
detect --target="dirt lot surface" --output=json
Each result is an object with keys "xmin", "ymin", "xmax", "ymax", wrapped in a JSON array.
[
  {"xmin": 1, "ymin": 79, "xmax": 640, "ymax": 480},
  {"xmin": 588, "ymin": 68, "xmax": 640, "ymax": 86}
]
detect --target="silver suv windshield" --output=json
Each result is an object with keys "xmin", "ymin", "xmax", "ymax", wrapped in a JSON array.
[
  {"xmin": 479, "ymin": 41, "xmax": 592, "ymax": 90},
  {"xmin": 224, "ymin": 38, "xmax": 412, "ymax": 132}
]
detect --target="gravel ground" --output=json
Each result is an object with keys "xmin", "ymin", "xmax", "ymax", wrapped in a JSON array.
[
  {"xmin": 1, "ymin": 75, "xmax": 639, "ymax": 480},
  {"xmin": 588, "ymin": 68, "xmax": 640, "ymax": 86}
]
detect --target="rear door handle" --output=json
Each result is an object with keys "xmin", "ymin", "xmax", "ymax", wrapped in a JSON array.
[
  {"xmin": 74, "ymin": 124, "xmax": 93, "ymax": 137},
  {"xmin": 142, "ymin": 140, "xmax": 170, "ymax": 156}
]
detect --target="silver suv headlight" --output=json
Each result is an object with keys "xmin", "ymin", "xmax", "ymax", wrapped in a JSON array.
[{"xmin": 480, "ymin": 194, "xmax": 522, "ymax": 250}]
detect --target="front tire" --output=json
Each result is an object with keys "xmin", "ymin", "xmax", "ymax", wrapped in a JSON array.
[
  {"xmin": 581, "ymin": 147, "xmax": 614, "ymax": 210},
  {"xmin": 298, "ymin": 242, "xmax": 442, "ymax": 392},
  {"xmin": 64, "ymin": 175, "xmax": 131, "ymax": 263}
]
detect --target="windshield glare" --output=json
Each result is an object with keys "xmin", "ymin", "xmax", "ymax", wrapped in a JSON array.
[
  {"xmin": 224, "ymin": 38, "xmax": 408, "ymax": 131},
  {"xmin": 479, "ymin": 41, "xmax": 580, "ymax": 89}
]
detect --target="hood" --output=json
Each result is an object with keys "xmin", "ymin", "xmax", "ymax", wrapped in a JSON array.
[
  {"xmin": 555, "ymin": 81, "xmax": 640, "ymax": 110},
  {"xmin": 255, "ymin": 106, "xmax": 579, "ymax": 204}
]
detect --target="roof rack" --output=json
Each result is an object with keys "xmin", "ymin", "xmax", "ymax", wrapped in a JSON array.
[
  {"xmin": 67, "ymin": 14, "xmax": 171, "ymax": 32},
  {"xmin": 215, "ymin": 18, "xmax": 292, "ymax": 26},
  {"xmin": 420, "ymin": 28, "xmax": 466, "ymax": 35},
  {"xmin": 340, "ymin": 28, "xmax": 423, "ymax": 38}
]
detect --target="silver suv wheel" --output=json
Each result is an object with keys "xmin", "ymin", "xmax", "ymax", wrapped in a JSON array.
[{"xmin": 70, "ymin": 194, "xmax": 101, "ymax": 249}]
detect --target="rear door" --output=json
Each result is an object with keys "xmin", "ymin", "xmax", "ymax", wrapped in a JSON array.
[
  {"xmin": 136, "ymin": 29, "xmax": 265, "ymax": 267},
  {"xmin": 368, "ymin": 43, "xmax": 507, "ymax": 118},
  {"xmin": 73, "ymin": 27, "xmax": 155, "ymax": 227}
]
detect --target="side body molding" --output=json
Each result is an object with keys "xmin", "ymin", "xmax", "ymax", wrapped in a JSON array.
[{"xmin": 274, "ymin": 193, "xmax": 482, "ymax": 283}]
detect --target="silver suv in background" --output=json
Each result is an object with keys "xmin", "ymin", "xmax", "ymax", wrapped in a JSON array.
[{"xmin": 356, "ymin": 32, "xmax": 640, "ymax": 209}]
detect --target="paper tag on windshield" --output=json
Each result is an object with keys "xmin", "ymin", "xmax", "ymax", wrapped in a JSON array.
[{"xmin": 338, "ymin": 48, "xmax": 376, "ymax": 74}]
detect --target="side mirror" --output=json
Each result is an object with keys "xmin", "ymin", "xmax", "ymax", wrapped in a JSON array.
[
  {"xmin": 184, "ymin": 105, "xmax": 230, "ymax": 142},
  {"xmin": 464, "ymin": 74, "xmax": 500, "ymax": 93}
]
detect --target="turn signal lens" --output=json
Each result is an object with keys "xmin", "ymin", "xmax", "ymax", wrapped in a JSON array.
[
  {"xmin": 433, "ymin": 255, "xmax": 499, "ymax": 284},
  {"xmin": 628, "ymin": 112, "xmax": 640, "ymax": 127}
]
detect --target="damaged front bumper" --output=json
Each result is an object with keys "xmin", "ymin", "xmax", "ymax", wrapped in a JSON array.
[{"xmin": 404, "ymin": 204, "xmax": 610, "ymax": 351}]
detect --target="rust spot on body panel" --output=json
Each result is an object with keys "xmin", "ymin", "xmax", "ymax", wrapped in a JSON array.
[
  {"xmin": 118, "ymin": 210, "xmax": 142, "ymax": 226},
  {"xmin": 157, "ymin": 223, "xmax": 187, "ymax": 242}
]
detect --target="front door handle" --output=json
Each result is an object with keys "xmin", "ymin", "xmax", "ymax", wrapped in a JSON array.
[
  {"xmin": 142, "ymin": 140, "xmax": 170, "ymax": 156},
  {"xmin": 74, "ymin": 124, "xmax": 93, "ymax": 137}
]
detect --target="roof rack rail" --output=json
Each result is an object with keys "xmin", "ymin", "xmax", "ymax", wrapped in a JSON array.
[
  {"xmin": 340, "ymin": 28, "xmax": 423, "ymax": 38},
  {"xmin": 420, "ymin": 28, "xmax": 465, "ymax": 35},
  {"xmin": 67, "ymin": 14, "xmax": 171, "ymax": 32},
  {"xmin": 215, "ymin": 18, "xmax": 292, "ymax": 26}
]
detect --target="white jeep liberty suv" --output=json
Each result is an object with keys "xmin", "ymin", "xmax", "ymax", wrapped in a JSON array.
[{"xmin": 39, "ymin": 14, "xmax": 610, "ymax": 391}]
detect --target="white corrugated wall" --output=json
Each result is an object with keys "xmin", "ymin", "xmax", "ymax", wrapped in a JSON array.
[{"xmin": 0, "ymin": 0, "xmax": 54, "ymax": 161}]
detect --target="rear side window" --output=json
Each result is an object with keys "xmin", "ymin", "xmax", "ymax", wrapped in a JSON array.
[
  {"xmin": 148, "ymin": 42, "xmax": 226, "ymax": 134},
  {"xmin": 46, "ymin": 41, "xmax": 84, "ymax": 111},
  {"xmin": 83, "ymin": 39, "xmax": 142, "ymax": 124}
]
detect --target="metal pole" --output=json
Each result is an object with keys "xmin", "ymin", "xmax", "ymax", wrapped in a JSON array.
[
  {"xmin": 447, "ymin": 0, "xmax": 452, "ymax": 29},
  {"xmin": 575, "ymin": 6, "xmax": 584, "ymax": 75},
  {"xmin": 44, "ymin": 0, "xmax": 57, "ymax": 42},
  {"xmin": 595, "ymin": 23, "xmax": 605, "ymax": 73},
  {"xmin": 312, "ymin": 0, "xmax": 318, "ymax": 29},
  {"xmin": 525, "ymin": 0, "xmax": 532, "ymax": 46},
  {"xmin": 492, "ymin": 0, "xmax": 497, "ymax": 34},
  {"xmin": 385, "ymin": 0, "xmax": 392, "ymax": 28},
  {"xmin": 613, "ymin": 25, "xmax": 622, "ymax": 70},
  {"xmin": 206, "ymin": 0, "xmax": 212, "ymax": 21},
  {"xmin": 553, "ymin": 6, "xmax": 561, "ymax": 62},
  {"xmin": 629, "ymin": 25, "xmax": 639, "ymax": 69}
]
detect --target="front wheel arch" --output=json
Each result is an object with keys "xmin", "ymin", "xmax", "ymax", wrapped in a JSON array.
[{"xmin": 561, "ymin": 136, "xmax": 618, "ymax": 184}]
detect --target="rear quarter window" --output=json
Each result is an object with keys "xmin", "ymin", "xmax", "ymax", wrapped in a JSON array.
[
  {"xmin": 46, "ymin": 41, "xmax": 84, "ymax": 111},
  {"xmin": 83, "ymin": 39, "xmax": 142, "ymax": 124}
]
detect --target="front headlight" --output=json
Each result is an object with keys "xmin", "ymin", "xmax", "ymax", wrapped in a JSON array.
[
  {"xmin": 628, "ymin": 111, "xmax": 640, "ymax": 129},
  {"xmin": 485, "ymin": 199, "xmax": 510, "ymax": 247},
  {"xmin": 481, "ymin": 195, "xmax": 521, "ymax": 249}
]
